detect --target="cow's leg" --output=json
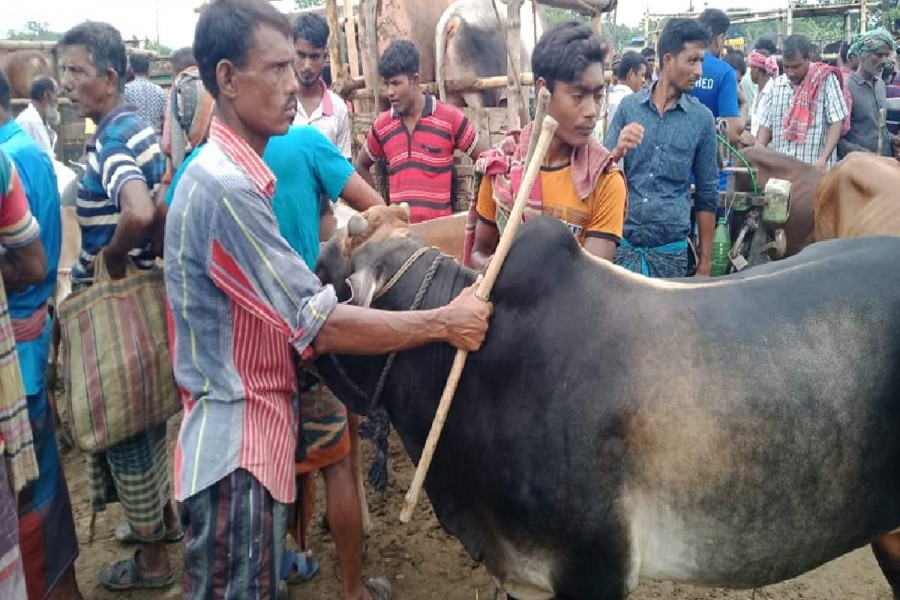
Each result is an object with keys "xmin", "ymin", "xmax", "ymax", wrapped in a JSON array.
[
  {"xmin": 873, "ymin": 531, "xmax": 900, "ymax": 599},
  {"xmin": 552, "ymin": 543, "xmax": 629, "ymax": 600}
]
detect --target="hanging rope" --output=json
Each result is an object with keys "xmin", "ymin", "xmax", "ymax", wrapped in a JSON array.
[{"xmin": 717, "ymin": 133, "xmax": 761, "ymax": 195}]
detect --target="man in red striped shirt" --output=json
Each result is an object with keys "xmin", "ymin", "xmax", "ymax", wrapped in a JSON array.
[
  {"xmin": 167, "ymin": 2, "xmax": 492, "ymax": 599},
  {"xmin": 355, "ymin": 40, "xmax": 490, "ymax": 223}
]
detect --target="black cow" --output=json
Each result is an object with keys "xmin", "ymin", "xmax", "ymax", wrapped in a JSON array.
[{"xmin": 315, "ymin": 211, "xmax": 900, "ymax": 600}]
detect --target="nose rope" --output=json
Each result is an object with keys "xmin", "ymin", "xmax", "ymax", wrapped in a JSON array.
[{"xmin": 329, "ymin": 249, "xmax": 444, "ymax": 410}]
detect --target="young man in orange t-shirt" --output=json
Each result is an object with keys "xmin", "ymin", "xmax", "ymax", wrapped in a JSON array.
[{"xmin": 467, "ymin": 22, "xmax": 628, "ymax": 268}]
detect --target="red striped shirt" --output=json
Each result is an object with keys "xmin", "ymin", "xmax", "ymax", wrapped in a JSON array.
[{"xmin": 364, "ymin": 94, "xmax": 478, "ymax": 223}]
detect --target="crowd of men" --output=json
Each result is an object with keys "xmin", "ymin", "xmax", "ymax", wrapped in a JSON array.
[{"xmin": 0, "ymin": 0, "xmax": 898, "ymax": 599}]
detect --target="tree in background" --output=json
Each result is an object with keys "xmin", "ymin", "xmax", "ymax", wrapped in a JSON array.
[
  {"xmin": 296, "ymin": 0, "xmax": 325, "ymax": 8},
  {"xmin": 6, "ymin": 21, "xmax": 62, "ymax": 41}
]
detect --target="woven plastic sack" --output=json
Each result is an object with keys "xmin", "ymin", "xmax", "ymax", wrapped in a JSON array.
[{"xmin": 58, "ymin": 252, "xmax": 180, "ymax": 453}]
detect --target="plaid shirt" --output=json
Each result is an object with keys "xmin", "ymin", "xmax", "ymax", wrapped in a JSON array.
[
  {"xmin": 759, "ymin": 73, "xmax": 848, "ymax": 167},
  {"xmin": 166, "ymin": 118, "xmax": 337, "ymax": 504}
]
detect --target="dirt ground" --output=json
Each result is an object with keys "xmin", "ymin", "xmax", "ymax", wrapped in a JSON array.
[{"xmin": 61, "ymin": 412, "xmax": 894, "ymax": 600}]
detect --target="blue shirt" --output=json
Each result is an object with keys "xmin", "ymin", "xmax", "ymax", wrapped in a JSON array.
[
  {"xmin": 0, "ymin": 120, "xmax": 60, "ymax": 318},
  {"xmin": 604, "ymin": 86, "xmax": 718, "ymax": 248},
  {"xmin": 263, "ymin": 126, "xmax": 353, "ymax": 268},
  {"xmin": 691, "ymin": 52, "xmax": 740, "ymax": 119},
  {"xmin": 73, "ymin": 103, "xmax": 164, "ymax": 282}
]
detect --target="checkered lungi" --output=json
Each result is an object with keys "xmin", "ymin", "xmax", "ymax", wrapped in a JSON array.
[
  {"xmin": 180, "ymin": 468, "xmax": 288, "ymax": 600},
  {"xmin": 87, "ymin": 422, "xmax": 171, "ymax": 541}
]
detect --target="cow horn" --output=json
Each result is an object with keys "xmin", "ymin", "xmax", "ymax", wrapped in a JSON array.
[{"xmin": 347, "ymin": 215, "xmax": 368, "ymax": 237}]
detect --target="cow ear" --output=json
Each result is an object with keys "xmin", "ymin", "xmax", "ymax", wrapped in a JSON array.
[{"xmin": 345, "ymin": 267, "xmax": 382, "ymax": 308}]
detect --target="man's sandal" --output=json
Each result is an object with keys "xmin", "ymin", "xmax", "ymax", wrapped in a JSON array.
[
  {"xmin": 365, "ymin": 576, "xmax": 393, "ymax": 600},
  {"xmin": 98, "ymin": 551, "xmax": 174, "ymax": 591}
]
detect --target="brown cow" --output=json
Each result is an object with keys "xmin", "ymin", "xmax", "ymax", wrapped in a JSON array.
[
  {"xmin": 734, "ymin": 146, "xmax": 822, "ymax": 257},
  {"xmin": 0, "ymin": 50, "xmax": 53, "ymax": 98},
  {"xmin": 816, "ymin": 152, "xmax": 900, "ymax": 240}
]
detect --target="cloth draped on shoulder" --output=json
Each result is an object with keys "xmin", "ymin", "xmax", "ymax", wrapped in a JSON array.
[
  {"xmin": 161, "ymin": 66, "xmax": 215, "ymax": 179},
  {"xmin": 462, "ymin": 123, "xmax": 619, "ymax": 266},
  {"xmin": 782, "ymin": 62, "xmax": 852, "ymax": 143}
]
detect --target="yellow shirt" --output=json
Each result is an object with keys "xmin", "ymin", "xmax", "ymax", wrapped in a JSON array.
[{"xmin": 476, "ymin": 166, "xmax": 627, "ymax": 245}]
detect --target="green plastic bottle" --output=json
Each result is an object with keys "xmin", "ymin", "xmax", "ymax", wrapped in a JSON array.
[{"xmin": 710, "ymin": 217, "xmax": 731, "ymax": 277}]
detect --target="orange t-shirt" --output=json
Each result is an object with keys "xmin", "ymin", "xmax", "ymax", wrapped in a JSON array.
[{"xmin": 476, "ymin": 166, "xmax": 627, "ymax": 245}]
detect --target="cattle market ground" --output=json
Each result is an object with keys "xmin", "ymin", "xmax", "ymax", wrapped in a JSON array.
[{"xmin": 60, "ymin": 409, "xmax": 894, "ymax": 600}]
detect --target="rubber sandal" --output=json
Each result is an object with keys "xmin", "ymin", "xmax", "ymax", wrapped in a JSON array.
[
  {"xmin": 280, "ymin": 548, "xmax": 320, "ymax": 584},
  {"xmin": 114, "ymin": 521, "xmax": 184, "ymax": 544},
  {"xmin": 98, "ymin": 551, "xmax": 174, "ymax": 591},
  {"xmin": 365, "ymin": 576, "xmax": 392, "ymax": 600}
]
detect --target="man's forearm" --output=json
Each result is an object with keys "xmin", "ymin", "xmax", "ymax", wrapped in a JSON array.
[
  {"xmin": 105, "ymin": 212, "xmax": 153, "ymax": 260},
  {"xmin": 696, "ymin": 210, "xmax": 715, "ymax": 266},
  {"xmin": 819, "ymin": 122, "xmax": 843, "ymax": 163},
  {"xmin": 312, "ymin": 303, "xmax": 452, "ymax": 356},
  {"xmin": 757, "ymin": 127, "xmax": 772, "ymax": 147}
]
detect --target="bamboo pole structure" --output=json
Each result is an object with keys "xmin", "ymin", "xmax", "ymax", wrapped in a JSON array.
[
  {"xmin": 344, "ymin": 0, "xmax": 360, "ymax": 78},
  {"xmin": 400, "ymin": 96, "xmax": 558, "ymax": 525},
  {"xmin": 326, "ymin": 0, "xmax": 344, "ymax": 87},
  {"xmin": 506, "ymin": 0, "xmax": 525, "ymax": 130}
]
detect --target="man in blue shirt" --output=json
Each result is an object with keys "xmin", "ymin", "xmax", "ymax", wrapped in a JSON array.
[
  {"xmin": 692, "ymin": 9, "xmax": 742, "ymax": 144},
  {"xmin": 605, "ymin": 18, "xmax": 719, "ymax": 278},
  {"xmin": 0, "ymin": 69, "xmax": 83, "ymax": 600}
]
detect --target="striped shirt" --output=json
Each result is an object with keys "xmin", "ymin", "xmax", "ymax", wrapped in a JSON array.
[
  {"xmin": 72, "ymin": 103, "xmax": 164, "ymax": 283},
  {"xmin": 364, "ymin": 94, "xmax": 478, "ymax": 223},
  {"xmin": 759, "ymin": 73, "xmax": 848, "ymax": 168},
  {"xmin": 165, "ymin": 118, "xmax": 337, "ymax": 504}
]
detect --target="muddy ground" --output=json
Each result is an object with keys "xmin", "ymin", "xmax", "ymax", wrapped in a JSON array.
[{"xmin": 61, "ymin": 413, "xmax": 892, "ymax": 600}]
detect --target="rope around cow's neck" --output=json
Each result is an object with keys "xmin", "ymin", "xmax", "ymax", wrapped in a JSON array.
[{"xmin": 329, "ymin": 248, "xmax": 444, "ymax": 411}]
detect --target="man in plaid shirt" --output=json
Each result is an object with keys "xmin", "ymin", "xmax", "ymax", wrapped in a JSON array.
[{"xmin": 758, "ymin": 34, "xmax": 848, "ymax": 169}]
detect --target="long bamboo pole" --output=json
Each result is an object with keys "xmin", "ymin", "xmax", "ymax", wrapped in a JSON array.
[{"xmin": 400, "ymin": 112, "xmax": 560, "ymax": 524}]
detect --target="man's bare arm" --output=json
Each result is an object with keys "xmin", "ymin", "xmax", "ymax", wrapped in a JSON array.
[
  {"xmin": 583, "ymin": 237, "xmax": 617, "ymax": 261},
  {"xmin": 105, "ymin": 179, "xmax": 156, "ymax": 278},
  {"xmin": 817, "ymin": 121, "xmax": 843, "ymax": 169},
  {"xmin": 695, "ymin": 210, "xmax": 715, "ymax": 277},
  {"xmin": 469, "ymin": 219, "xmax": 499, "ymax": 271},
  {"xmin": 312, "ymin": 283, "xmax": 492, "ymax": 355},
  {"xmin": 0, "ymin": 237, "xmax": 46, "ymax": 291},
  {"xmin": 354, "ymin": 151, "xmax": 377, "ymax": 189},
  {"xmin": 340, "ymin": 172, "xmax": 385, "ymax": 212}
]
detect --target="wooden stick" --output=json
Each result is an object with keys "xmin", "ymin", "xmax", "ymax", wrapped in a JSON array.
[
  {"xmin": 525, "ymin": 88, "xmax": 552, "ymax": 165},
  {"xmin": 878, "ymin": 107, "xmax": 887, "ymax": 156},
  {"xmin": 347, "ymin": 413, "xmax": 372, "ymax": 535},
  {"xmin": 344, "ymin": 0, "xmax": 360, "ymax": 78},
  {"xmin": 400, "ymin": 114, "xmax": 559, "ymax": 523}
]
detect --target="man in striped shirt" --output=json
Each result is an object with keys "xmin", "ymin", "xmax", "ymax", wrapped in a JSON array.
[
  {"xmin": 170, "ymin": 2, "xmax": 491, "ymax": 599},
  {"xmin": 59, "ymin": 21, "xmax": 177, "ymax": 591},
  {"xmin": 355, "ymin": 40, "xmax": 490, "ymax": 223}
]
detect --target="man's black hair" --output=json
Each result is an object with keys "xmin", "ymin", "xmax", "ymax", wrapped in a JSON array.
[
  {"xmin": 532, "ymin": 21, "xmax": 608, "ymax": 91},
  {"xmin": 294, "ymin": 13, "xmax": 329, "ymax": 48},
  {"xmin": 615, "ymin": 51, "xmax": 645, "ymax": 80},
  {"xmin": 59, "ymin": 21, "xmax": 128, "ymax": 93},
  {"xmin": 171, "ymin": 47, "xmax": 196, "ymax": 73},
  {"xmin": 194, "ymin": 0, "xmax": 293, "ymax": 99},
  {"xmin": 724, "ymin": 51, "xmax": 746, "ymax": 76},
  {"xmin": 131, "ymin": 54, "xmax": 150, "ymax": 75},
  {"xmin": 783, "ymin": 34, "xmax": 815, "ymax": 60},
  {"xmin": 823, "ymin": 41, "xmax": 843, "ymax": 66},
  {"xmin": 657, "ymin": 18, "xmax": 710, "ymax": 65},
  {"xmin": 30, "ymin": 76, "xmax": 57, "ymax": 102},
  {"xmin": 698, "ymin": 8, "xmax": 730, "ymax": 39},
  {"xmin": 0, "ymin": 70, "xmax": 10, "ymax": 112},
  {"xmin": 839, "ymin": 41, "xmax": 851, "ymax": 63},
  {"xmin": 378, "ymin": 40, "xmax": 419, "ymax": 79},
  {"xmin": 754, "ymin": 37, "xmax": 778, "ymax": 55}
]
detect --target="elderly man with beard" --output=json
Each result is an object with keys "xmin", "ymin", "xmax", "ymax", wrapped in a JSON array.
[
  {"xmin": 838, "ymin": 29, "xmax": 900, "ymax": 159},
  {"xmin": 15, "ymin": 76, "xmax": 59, "ymax": 161}
]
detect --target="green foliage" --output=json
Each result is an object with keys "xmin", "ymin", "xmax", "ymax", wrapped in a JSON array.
[
  {"xmin": 295, "ymin": 0, "xmax": 325, "ymax": 8},
  {"xmin": 146, "ymin": 41, "xmax": 173, "ymax": 56},
  {"xmin": 5, "ymin": 21, "xmax": 62, "ymax": 41}
]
